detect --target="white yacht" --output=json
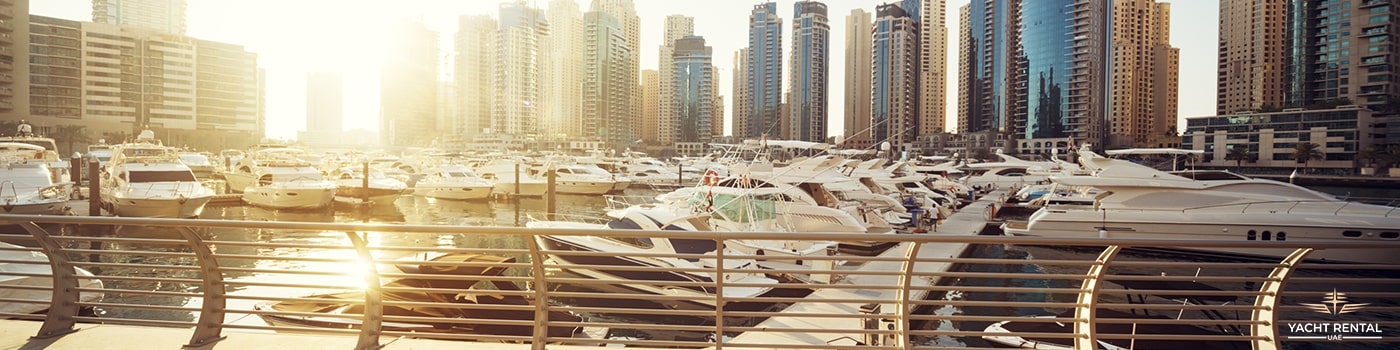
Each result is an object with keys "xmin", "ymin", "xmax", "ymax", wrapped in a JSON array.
[
  {"xmin": 960, "ymin": 150, "xmax": 1055, "ymax": 188},
  {"xmin": 328, "ymin": 166, "xmax": 408, "ymax": 204},
  {"xmin": 528, "ymin": 206, "xmax": 781, "ymax": 311},
  {"xmin": 99, "ymin": 134, "xmax": 215, "ymax": 218},
  {"xmin": 413, "ymin": 165, "xmax": 494, "ymax": 200},
  {"xmin": 224, "ymin": 148, "xmax": 337, "ymax": 210},
  {"xmin": 0, "ymin": 242, "xmax": 104, "ymax": 315},
  {"xmin": 475, "ymin": 159, "xmax": 547, "ymax": 197},
  {"xmin": 178, "ymin": 151, "xmax": 219, "ymax": 180},
  {"xmin": 1003, "ymin": 149, "xmax": 1400, "ymax": 264},
  {"xmin": 542, "ymin": 164, "xmax": 617, "ymax": 195},
  {"xmin": 0, "ymin": 143, "xmax": 72, "ymax": 215}
]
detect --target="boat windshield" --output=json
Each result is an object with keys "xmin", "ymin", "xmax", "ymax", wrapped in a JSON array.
[
  {"xmin": 709, "ymin": 193, "xmax": 777, "ymax": 223},
  {"xmin": 129, "ymin": 170, "xmax": 197, "ymax": 183}
]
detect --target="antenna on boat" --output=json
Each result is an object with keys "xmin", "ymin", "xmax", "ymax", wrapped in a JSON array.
[{"xmin": 1098, "ymin": 208, "xmax": 1107, "ymax": 238}]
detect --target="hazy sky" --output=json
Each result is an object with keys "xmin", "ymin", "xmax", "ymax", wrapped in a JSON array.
[{"xmin": 33, "ymin": 0, "xmax": 1217, "ymax": 140}]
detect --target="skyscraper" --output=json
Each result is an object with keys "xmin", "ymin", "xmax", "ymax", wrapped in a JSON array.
[
  {"xmin": 1020, "ymin": 0, "xmax": 1074, "ymax": 142},
  {"xmin": 642, "ymin": 69, "xmax": 659, "ymax": 143},
  {"xmin": 92, "ymin": 0, "xmax": 187, "ymax": 34},
  {"xmin": 844, "ymin": 9, "xmax": 873, "ymax": 149},
  {"xmin": 1217, "ymin": 0, "xmax": 1285, "ymax": 114},
  {"xmin": 673, "ymin": 35, "xmax": 713, "ymax": 147},
  {"xmin": 493, "ymin": 1, "xmax": 548, "ymax": 137},
  {"xmin": 788, "ymin": 1, "xmax": 829, "ymax": 143},
  {"xmin": 547, "ymin": 0, "xmax": 584, "ymax": 139},
  {"xmin": 960, "ymin": 0, "xmax": 1018, "ymax": 140},
  {"xmin": 455, "ymin": 15, "xmax": 497, "ymax": 137},
  {"xmin": 301, "ymin": 72, "xmax": 343, "ymax": 146},
  {"xmin": 917, "ymin": 0, "xmax": 948, "ymax": 135},
  {"xmin": 871, "ymin": 3, "xmax": 919, "ymax": 151},
  {"xmin": 589, "ymin": 0, "xmax": 640, "ymax": 146},
  {"xmin": 741, "ymin": 2, "xmax": 783, "ymax": 140},
  {"xmin": 1109, "ymin": 0, "xmax": 1178, "ymax": 149},
  {"xmin": 731, "ymin": 48, "xmax": 750, "ymax": 138},
  {"xmin": 658, "ymin": 15, "xmax": 695, "ymax": 145},
  {"xmin": 380, "ymin": 20, "xmax": 439, "ymax": 147},
  {"xmin": 582, "ymin": 10, "xmax": 633, "ymax": 148},
  {"xmin": 1282, "ymin": 0, "xmax": 1398, "ymax": 115}
]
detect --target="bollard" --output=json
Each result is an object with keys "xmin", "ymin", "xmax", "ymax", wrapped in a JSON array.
[
  {"xmin": 546, "ymin": 168, "xmax": 556, "ymax": 220},
  {"xmin": 88, "ymin": 157, "xmax": 100, "ymax": 216}
]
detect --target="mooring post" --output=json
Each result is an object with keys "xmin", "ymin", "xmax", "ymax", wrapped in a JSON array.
[
  {"xmin": 87, "ymin": 157, "xmax": 99, "ymax": 216},
  {"xmin": 546, "ymin": 168, "xmax": 556, "ymax": 220}
]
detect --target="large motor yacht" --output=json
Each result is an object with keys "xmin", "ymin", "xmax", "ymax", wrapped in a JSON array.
[
  {"xmin": 1003, "ymin": 149, "xmax": 1400, "ymax": 264},
  {"xmin": 412, "ymin": 165, "xmax": 494, "ymax": 200},
  {"xmin": 0, "ymin": 143, "xmax": 72, "ymax": 215},
  {"xmin": 99, "ymin": 132, "xmax": 215, "ymax": 218},
  {"xmin": 224, "ymin": 148, "xmax": 337, "ymax": 210}
]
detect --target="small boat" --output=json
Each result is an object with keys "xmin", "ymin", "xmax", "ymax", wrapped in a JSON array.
[
  {"xmin": 255, "ymin": 254, "xmax": 592, "ymax": 339},
  {"xmin": 0, "ymin": 242, "xmax": 104, "ymax": 315}
]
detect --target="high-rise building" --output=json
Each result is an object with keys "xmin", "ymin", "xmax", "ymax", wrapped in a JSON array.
[
  {"xmin": 711, "ymin": 66, "xmax": 724, "ymax": 138},
  {"xmin": 380, "ymin": 20, "xmax": 438, "ymax": 147},
  {"xmin": 673, "ymin": 36, "xmax": 713, "ymax": 148},
  {"xmin": 871, "ymin": 3, "xmax": 919, "ymax": 152},
  {"xmin": 547, "ymin": 0, "xmax": 584, "ymax": 139},
  {"xmin": 917, "ymin": 0, "xmax": 948, "ymax": 136},
  {"xmin": 741, "ymin": 2, "xmax": 783, "ymax": 140},
  {"xmin": 1109, "ymin": 0, "xmax": 1178, "ymax": 149},
  {"xmin": 493, "ymin": 1, "xmax": 548, "ymax": 137},
  {"xmin": 788, "ymin": 1, "xmax": 829, "ymax": 143},
  {"xmin": 1020, "ymin": 0, "xmax": 1074, "ymax": 148},
  {"xmin": 0, "ymin": 2, "xmax": 28, "ymax": 122},
  {"xmin": 29, "ymin": 16, "xmax": 82, "ymax": 121},
  {"xmin": 582, "ymin": 10, "xmax": 633, "ymax": 148},
  {"xmin": 641, "ymin": 69, "xmax": 659, "ymax": 143},
  {"xmin": 731, "ymin": 48, "xmax": 749, "ymax": 138},
  {"xmin": 589, "ymin": 0, "xmax": 640, "ymax": 146},
  {"xmin": 658, "ymin": 15, "xmax": 694, "ymax": 145},
  {"xmin": 1217, "ymin": 0, "xmax": 1285, "ymax": 114},
  {"xmin": 960, "ymin": 0, "xmax": 1018, "ymax": 143},
  {"xmin": 844, "ymin": 9, "xmax": 873, "ymax": 149},
  {"xmin": 956, "ymin": 4, "xmax": 970, "ymax": 136},
  {"xmin": 1063, "ymin": 0, "xmax": 1111, "ymax": 149},
  {"xmin": 455, "ymin": 15, "xmax": 496, "ymax": 137},
  {"xmin": 92, "ymin": 0, "xmax": 186, "ymax": 34},
  {"xmin": 194, "ymin": 38, "xmax": 260, "ymax": 147},
  {"xmin": 301, "ymin": 72, "xmax": 343, "ymax": 145},
  {"xmin": 1283, "ymin": 0, "xmax": 1399, "ymax": 118}
]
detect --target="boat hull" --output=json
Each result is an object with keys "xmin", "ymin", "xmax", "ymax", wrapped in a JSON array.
[
  {"xmin": 242, "ymin": 186, "xmax": 336, "ymax": 210},
  {"xmin": 491, "ymin": 181, "xmax": 548, "ymax": 197},
  {"xmin": 554, "ymin": 180, "xmax": 614, "ymax": 195},
  {"xmin": 107, "ymin": 195, "xmax": 213, "ymax": 218},
  {"xmin": 413, "ymin": 185, "xmax": 492, "ymax": 200}
]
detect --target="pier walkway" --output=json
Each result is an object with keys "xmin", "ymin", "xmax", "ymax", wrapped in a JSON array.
[{"xmin": 0, "ymin": 194, "xmax": 1397, "ymax": 349}]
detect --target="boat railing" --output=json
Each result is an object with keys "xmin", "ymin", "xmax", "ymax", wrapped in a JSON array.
[{"xmin": 0, "ymin": 214, "xmax": 1396, "ymax": 350}]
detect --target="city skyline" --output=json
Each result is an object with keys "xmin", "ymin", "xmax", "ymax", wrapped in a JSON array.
[{"xmin": 31, "ymin": 0, "xmax": 1219, "ymax": 142}]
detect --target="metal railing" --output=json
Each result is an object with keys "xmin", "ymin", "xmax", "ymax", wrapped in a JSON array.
[{"xmin": 0, "ymin": 214, "xmax": 1397, "ymax": 350}]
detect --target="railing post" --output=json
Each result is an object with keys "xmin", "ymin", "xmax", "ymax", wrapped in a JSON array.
[
  {"xmin": 177, "ymin": 227, "xmax": 229, "ymax": 347},
  {"xmin": 18, "ymin": 222, "xmax": 82, "ymax": 339},
  {"xmin": 894, "ymin": 241, "xmax": 922, "ymax": 349},
  {"xmin": 1074, "ymin": 245, "xmax": 1120, "ymax": 350},
  {"xmin": 1251, "ymin": 248, "xmax": 1311, "ymax": 350},
  {"xmin": 526, "ymin": 231, "xmax": 550, "ymax": 350},
  {"xmin": 344, "ymin": 232, "xmax": 383, "ymax": 350},
  {"xmin": 713, "ymin": 239, "xmax": 726, "ymax": 349}
]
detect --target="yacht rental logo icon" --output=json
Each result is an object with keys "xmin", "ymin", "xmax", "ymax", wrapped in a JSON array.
[{"xmin": 1285, "ymin": 289, "xmax": 1385, "ymax": 341}]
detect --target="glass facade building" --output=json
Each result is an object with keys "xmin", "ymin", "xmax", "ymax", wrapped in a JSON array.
[
  {"xmin": 673, "ymin": 36, "xmax": 712, "ymax": 143},
  {"xmin": 872, "ymin": 3, "xmax": 919, "ymax": 149},
  {"xmin": 788, "ymin": 1, "xmax": 829, "ymax": 143},
  {"xmin": 742, "ymin": 2, "xmax": 783, "ymax": 139},
  {"xmin": 1019, "ymin": 0, "xmax": 1074, "ymax": 140}
]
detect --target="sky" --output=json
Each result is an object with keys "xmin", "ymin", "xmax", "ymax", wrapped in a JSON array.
[{"xmin": 32, "ymin": 0, "xmax": 1218, "ymax": 141}]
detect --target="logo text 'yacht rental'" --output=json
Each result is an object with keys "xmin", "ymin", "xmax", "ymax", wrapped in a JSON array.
[{"xmin": 1284, "ymin": 289, "xmax": 1385, "ymax": 341}]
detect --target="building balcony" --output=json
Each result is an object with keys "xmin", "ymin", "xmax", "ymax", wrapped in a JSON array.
[
  {"xmin": 0, "ymin": 8, "xmax": 11, "ymax": 19},
  {"xmin": 1361, "ymin": 0, "xmax": 1387, "ymax": 8},
  {"xmin": 1360, "ymin": 26, "xmax": 1388, "ymax": 37}
]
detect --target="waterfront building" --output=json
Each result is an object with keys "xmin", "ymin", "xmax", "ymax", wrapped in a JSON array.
[
  {"xmin": 1108, "ymin": 0, "xmax": 1178, "ymax": 149},
  {"xmin": 92, "ymin": 0, "xmax": 186, "ymax": 35},
  {"xmin": 28, "ymin": 16, "xmax": 81, "ymax": 122},
  {"xmin": 547, "ymin": 0, "xmax": 584, "ymax": 139},
  {"xmin": 658, "ymin": 15, "xmax": 694, "ymax": 145},
  {"xmin": 871, "ymin": 3, "xmax": 919, "ymax": 153},
  {"xmin": 300, "ymin": 72, "xmax": 343, "ymax": 146},
  {"xmin": 1217, "ymin": 0, "xmax": 1286, "ymax": 114},
  {"xmin": 673, "ymin": 35, "xmax": 713, "ymax": 155},
  {"xmin": 582, "ymin": 10, "xmax": 633, "ymax": 148},
  {"xmin": 455, "ymin": 15, "xmax": 497, "ymax": 138},
  {"xmin": 641, "ymin": 69, "xmax": 659, "ymax": 144},
  {"xmin": 843, "ymin": 9, "xmax": 872, "ymax": 149},
  {"xmin": 731, "ymin": 48, "xmax": 750, "ymax": 138},
  {"xmin": 739, "ymin": 2, "xmax": 783, "ymax": 140},
  {"xmin": 958, "ymin": 0, "xmax": 1019, "ymax": 153},
  {"xmin": 193, "ymin": 38, "xmax": 260, "ymax": 149},
  {"xmin": 589, "ymin": 0, "xmax": 640, "ymax": 147},
  {"xmin": 493, "ymin": 1, "xmax": 548, "ymax": 138},
  {"xmin": 380, "ymin": 20, "xmax": 438, "ymax": 148},
  {"xmin": 0, "ymin": 1, "xmax": 29, "ymax": 122},
  {"xmin": 916, "ymin": 0, "xmax": 948, "ymax": 137},
  {"xmin": 1182, "ymin": 106, "xmax": 1376, "ymax": 173},
  {"xmin": 788, "ymin": 1, "xmax": 829, "ymax": 143}
]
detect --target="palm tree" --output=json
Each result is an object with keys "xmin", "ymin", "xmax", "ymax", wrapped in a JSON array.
[
  {"xmin": 1292, "ymin": 142, "xmax": 1324, "ymax": 174},
  {"xmin": 1357, "ymin": 145, "xmax": 1379, "ymax": 172},
  {"xmin": 1225, "ymin": 146, "xmax": 1255, "ymax": 169},
  {"xmin": 51, "ymin": 124, "xmax": 92, "ymax": 157}
]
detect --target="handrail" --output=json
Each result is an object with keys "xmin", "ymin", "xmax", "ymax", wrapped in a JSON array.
[{"xmin": 0, "ymin": 214, "xmax": 1395, "ymax": 349}]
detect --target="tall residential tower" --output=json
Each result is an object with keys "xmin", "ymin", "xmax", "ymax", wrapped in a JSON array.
[
  {"xmin": 740, "ymin": 2, "xmax": 783, "ymax": 140},
  {"xmin": 788, "ymin": 1, "xmax": 830, "ymax": 143}
]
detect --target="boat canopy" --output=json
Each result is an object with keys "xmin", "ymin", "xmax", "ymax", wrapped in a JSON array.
[{"xmin": 1106, "ymin": 148, "xmax": 1203, "ymax": 156}]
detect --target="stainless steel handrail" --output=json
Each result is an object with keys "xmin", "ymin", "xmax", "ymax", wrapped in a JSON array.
[{"xmin": 0, "ymin": 214, "xmax": 1396, "ymax": 350}]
